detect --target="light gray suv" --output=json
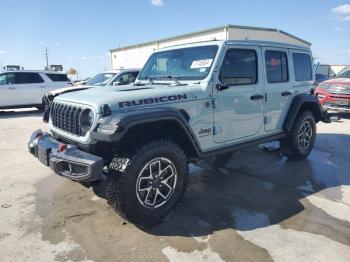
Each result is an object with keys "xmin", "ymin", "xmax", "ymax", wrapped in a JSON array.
[{"xmin": 28, "ymin": 40, "xmax": 329, "ymax": 226}]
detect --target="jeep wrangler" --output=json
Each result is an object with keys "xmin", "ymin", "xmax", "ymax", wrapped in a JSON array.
[{"xmin": 28, "ymin": 40, "xmax": 330, "ymax": 226}]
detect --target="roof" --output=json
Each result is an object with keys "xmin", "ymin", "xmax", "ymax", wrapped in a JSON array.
[
  {"xmin": 1, "ymin": 70, "xmax": 67, "ymax": 74},
  {"xmin": 110, "ymin": 24, "xmax": 311, "ymax": 52},
  {"xmin": 156, "ymin": 40, "xmax": 310, "ymax": 53}
]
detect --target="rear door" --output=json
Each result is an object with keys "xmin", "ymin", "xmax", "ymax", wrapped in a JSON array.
[
  {"xmin": 262, "ymin": 48, "xmax": 294, "ymax": 131},
  {"xmin": 0, "ymin": 73, "xmax": 18, "ymax": 107},
  {"xmin": 16, "ymin": 72, "xmax": 47, "ymax": 105},
  {"xmin": 290, "ymin": 50, "xmax": 314, "ymax": 95}
]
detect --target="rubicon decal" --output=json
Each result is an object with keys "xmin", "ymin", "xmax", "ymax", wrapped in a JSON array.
[{"xmin": 119, "ymin": 94, "xmax": 188, "ymax": 108}]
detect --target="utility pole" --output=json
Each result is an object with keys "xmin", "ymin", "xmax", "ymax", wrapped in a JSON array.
[{"xmin": 44, "ymin": 47, "xmax": 49, "ymax": 70}]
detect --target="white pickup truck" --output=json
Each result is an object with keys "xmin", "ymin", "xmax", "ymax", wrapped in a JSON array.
[{"xmin": 0, "ymin": 70, "xmax": 72, "ymax": 110}]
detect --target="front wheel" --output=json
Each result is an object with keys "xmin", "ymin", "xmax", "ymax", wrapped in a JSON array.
[
  {"xmin": 281, "ymin": 111, "xmax": 316, "ymax": 160},
  {"xmin": 106, "ymin": 140, "xmax": 188, "ymax": 226}
]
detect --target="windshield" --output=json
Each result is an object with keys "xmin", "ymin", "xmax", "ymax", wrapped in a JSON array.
[
  {"xmin": 138, "ymin": 45, "xmax": 219, "ymax": 81},
  {"xmin": 336, "ymin": 68, "xmax": 350, "ymax": 79},
  {"xmin": 86, "ymin": 72, "xmax": 117, "ymax": 86}
]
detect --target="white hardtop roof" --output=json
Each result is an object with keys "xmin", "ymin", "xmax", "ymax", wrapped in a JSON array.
[{"xmin": 155, "ymin": 40, "xmax": 310, "ymax": 52}]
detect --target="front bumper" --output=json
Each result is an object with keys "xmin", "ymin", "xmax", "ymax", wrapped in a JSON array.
[
  {"xmin": 315, "ymin": 88, "xmax": 350, "ymax": 113},
  {"xmin": 28, "ymin": 130, "xmax": 103, "ymax": 182}
]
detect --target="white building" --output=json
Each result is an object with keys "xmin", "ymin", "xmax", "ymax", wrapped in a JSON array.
[{"xmin": 110, "ymin": 24, "xmax": 311, "ymax": 69}]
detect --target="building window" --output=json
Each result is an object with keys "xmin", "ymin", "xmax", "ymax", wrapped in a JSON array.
[
  {"xmin": 265, "ymin": 51, "xmax": 289, "ymax": 83},
  {"xmin": 220, "ymin": 49, "xmax": 258, "ymax": 85}
]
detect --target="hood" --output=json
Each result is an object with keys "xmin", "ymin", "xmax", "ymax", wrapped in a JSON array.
[
  {"xmin": 48, "ymin": 85, "xmax": 93, "ymax": 97},
  {"xmin": 55, "ymin": 84, "xmax": 195, "ymax": 112},
  {"xmin": 320, "ymin": 78, "xmax": 350, "ymax": 86},
  {"xmin": 318, "ymin": 78, "xmax": 350, "ymax": 94}
]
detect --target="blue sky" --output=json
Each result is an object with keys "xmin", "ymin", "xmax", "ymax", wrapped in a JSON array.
[{"xmin": 0, "ymin": 0, "xmax": 349, "ymax": 78}]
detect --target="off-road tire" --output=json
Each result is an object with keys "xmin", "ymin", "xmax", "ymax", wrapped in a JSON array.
[
  {"xmin": 106, "ymin": 139, "xmax": 188, "ymax": 226},
  {"xmin": 281, "ymin": 111, "xmax": 316, "ymax": 160}
]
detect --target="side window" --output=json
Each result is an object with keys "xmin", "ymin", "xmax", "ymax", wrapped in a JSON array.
[
  {"xmin": 293, "ymin": 53, "xmax": 312, "ymax": 81},
  {"xmin": 117, "ymin": 73, "xmax": 131, "ymax": 85},
  {"xmin": 220, "ymin": 49, "xmax": 258, "ymax": 85},
  {"xmin": 45, "ymin": 73, "xmax": 70, "ymax": 82},
  {"xmin": 0, "ymin": 73, "xmax": 16, "ymax": 85},
  {"xmin": 265, "ymin": 51, "xmax": 289, "ymax": 83},
  {"xmin": 17, "ymin": 73, "xmax": 44, "ymax": 84}
]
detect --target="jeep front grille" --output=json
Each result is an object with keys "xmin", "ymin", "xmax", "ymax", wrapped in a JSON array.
[{"xmin": 50, "ymin": 102, "xmax": 83, "ymax": 136}]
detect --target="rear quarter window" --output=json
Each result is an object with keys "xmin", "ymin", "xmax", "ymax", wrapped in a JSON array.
[
  {"xmin": 45, "ymin": 73, "xmax": 70, "ymax": 82},
  {"xmin": 292, "ymin": 53, "xmax": 312, "ymax": 81}
]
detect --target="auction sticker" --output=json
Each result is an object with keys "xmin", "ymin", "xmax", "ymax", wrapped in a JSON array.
[{"xmin": 191, "ymin": 59, "xmax": 213, "ymax": 69}]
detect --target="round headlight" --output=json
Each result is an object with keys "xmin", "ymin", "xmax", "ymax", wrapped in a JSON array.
[{"xmin": 80, "ymin": 109, "xmax": 94, "ymax": 132}]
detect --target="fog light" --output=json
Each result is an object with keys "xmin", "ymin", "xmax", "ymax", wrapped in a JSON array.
[{"xmin": 317, "ymin": 94, "xmax": 326, "ymax": 100}]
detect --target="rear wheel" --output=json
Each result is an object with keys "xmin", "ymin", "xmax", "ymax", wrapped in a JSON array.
[
  {"xmin": 106, "ymin": 139, "xmax": 188, "ymax": 226},
  {"xmin": 281, "ymin": 111, "xmax": 316, "ymax": 160}
]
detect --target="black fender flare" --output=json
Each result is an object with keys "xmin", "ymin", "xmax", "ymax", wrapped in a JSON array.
[
  {"xmin": 91, "ymin": 107, "xmax": 201, "ymax": 156},
  {"xmin": 283, "ymin": 94, "xmax": 329, "ymax": 133}
]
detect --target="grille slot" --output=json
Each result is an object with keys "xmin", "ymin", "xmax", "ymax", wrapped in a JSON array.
[{"xmin": 50, "ymin": 102, "xmax": 84, "ymax": 136}]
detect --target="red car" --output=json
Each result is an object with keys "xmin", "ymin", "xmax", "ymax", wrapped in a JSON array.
[{"xmin": 315, "ymin": 66, "xmax": 350, "ymax": 112}]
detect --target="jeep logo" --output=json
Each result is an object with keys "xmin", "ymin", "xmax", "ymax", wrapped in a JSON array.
[
  {"xmin": 119, "ymin": 94, "xmax": 188, "ymax": 108},
  {"xmin": 198, "ymin": 128, "xmax": 212, "ymax": 137}
]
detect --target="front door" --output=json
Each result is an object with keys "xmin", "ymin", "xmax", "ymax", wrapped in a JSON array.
[
  {"xmin": 0, "ymin": 73, "xmax": 18, "ymax": 107},
  {"xmin": 213, "ymin": 46, "xmax": 264, "ymax": 143},
  {"xmin": 262, "ymin": 48, "xmax": 294, "ymax": 131}
]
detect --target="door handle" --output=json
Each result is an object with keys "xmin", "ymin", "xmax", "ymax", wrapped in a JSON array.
[
  {"xmin": 39, "ymin": 86, "xmax": 46, "ymax": 88},
  {"xmin": 250, "ymin": 94, "xmax": 264, "ymax": 100},
  {"xmin": 281, "ymin": 91, "xmax": 293, "ymax": 97},
  {"xmin": 8, "ymin": 87, "xmax": 16, "ymax": 90}
]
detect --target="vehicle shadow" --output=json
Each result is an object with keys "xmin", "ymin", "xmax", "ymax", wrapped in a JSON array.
[
  {"xmin": 0, "ymin": 108, "xmax": 42, "ymax": 119},
  {"xmin": 90, "ymin": 133, "xmax": 350, "ymax": 240}
]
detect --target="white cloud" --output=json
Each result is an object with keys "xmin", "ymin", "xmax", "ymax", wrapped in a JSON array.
[
  {"xmin": 55, "ymin": 42, "xmax": 60, "ymax": 46},
  {"xmin": 332, "ymin": 4, "xmax": 350, "ymax": 14},
  {"xmin": 40, "ymin": 41, "xmax": 45, "ymax": 45},
  {"xmin": 332, "ymin": 4, "xmax": 350, "ymax": 21},
  {"xmin": 151, "ymin": 0, "xmax": 164, "ymax": 6},
  {"xmin": 333, "ymin": 27, "xmax": 342, "ymax": 31},
  {"xmin": 0, "ymin": 50, "xmax": 5, "ymax": 54}
]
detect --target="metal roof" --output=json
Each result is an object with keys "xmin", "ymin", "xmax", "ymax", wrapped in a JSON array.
[{"xmin": 110, "ymin": 24, "xmax": 311, "ymax": 52}]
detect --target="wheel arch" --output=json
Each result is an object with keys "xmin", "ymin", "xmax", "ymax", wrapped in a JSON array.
[
  {"xmin": 283, "ymin": 94, "xmax": 325, "ymax": 133},
  {"xmin": 96, "ymin": 108, "xmax": 201, "ymax": 159}
]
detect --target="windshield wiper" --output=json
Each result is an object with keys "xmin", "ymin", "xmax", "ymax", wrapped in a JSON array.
[{"xmin": 152, "ymin": 75, "xmax": 187, "ymax": 86}]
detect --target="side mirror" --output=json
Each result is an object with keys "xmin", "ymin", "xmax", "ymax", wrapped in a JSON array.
[{"xmin": 113, "ymin": 81, "xmax": 121, "ymax": 86}]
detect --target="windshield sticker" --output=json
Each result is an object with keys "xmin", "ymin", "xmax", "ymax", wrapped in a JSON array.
[{"xmin": 191, "ymin": 59, "xmax": 213, "ymax": 69}]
